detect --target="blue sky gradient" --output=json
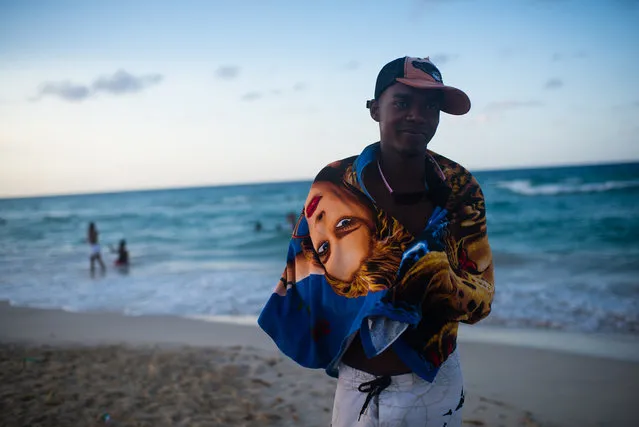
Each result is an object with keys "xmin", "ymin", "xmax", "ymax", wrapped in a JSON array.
[{"xmin": 1, "ymin": 0, "xmax": 638, "ymax": 196}]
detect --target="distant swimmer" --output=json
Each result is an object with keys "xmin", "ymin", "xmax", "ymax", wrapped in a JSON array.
[
  {"xmin": 286, "ymin": 212, "xmax": 297, "ymax": 230},
  {"xmin": 255, "ymin": 221, "xmax": 263, "ymax": 232},
  {"xmin": 87, "ymin": 222, "xmax": 106, "ymax": 276},
  {"xmin": 109, "ymin": 239, "xmax": 129, "ymax": 267}
]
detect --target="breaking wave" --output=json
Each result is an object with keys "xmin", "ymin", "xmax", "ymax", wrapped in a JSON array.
[{"xmin": 496, "ymin": 179, "xmax": 639, "ymax": 196}]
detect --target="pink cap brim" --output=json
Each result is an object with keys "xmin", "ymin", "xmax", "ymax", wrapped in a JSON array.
[{"xmin": 395, "ymin": 78, "xmax": 471, "ymax": 115}]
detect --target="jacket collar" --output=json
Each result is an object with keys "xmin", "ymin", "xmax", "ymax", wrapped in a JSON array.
[{"xmin": 353, "ymin": 142, "xmax": 451, "ymax": 208}]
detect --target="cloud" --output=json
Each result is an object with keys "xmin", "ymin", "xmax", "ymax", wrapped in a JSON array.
[
  {"xmin": 429, "ymin": 54, "xmax": 458, "ymax": 65},
  {"xmin": 241, "ymin": 91, "xmax": 262, "ymax": 101},
  {"xmin": 292, "ymin": 82, "xmax": 307, "ymax": 92},
  {"xmin": 32, "ymin": 81, "xmax": 92, "ymax": 102},
  {"xmin": 92, "ymin": 70, "xmax": 163, "ymax": 95},
  {"xmin": 215, "ymin": 66, "xmax": 240, "ymax": 80},
  {"xmin": 242, "ymin": 83, "xmax": 307, "ymax": 101},
  {"xmin": 612, "ymin": 100, "xmax": 639, "ymax": 111},
  {"xmin": 551, "ymin": 51, "xmax": 587, "ymax": 61},
  {"xmin": 485, "ymin": 100, "xmax": 543, "ymax": 111},
  {"xmin": 32, "ymin": 70, "xmax": 163, "ymax": 102},
  {"xmin": 544, "ymin": 78, "xmax": 564, "ymax": 90}
]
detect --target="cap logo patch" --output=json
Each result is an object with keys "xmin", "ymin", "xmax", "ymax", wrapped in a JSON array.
[{"xmin": 412, "ymin": 60, "xmax": 442, "ymax": 83}]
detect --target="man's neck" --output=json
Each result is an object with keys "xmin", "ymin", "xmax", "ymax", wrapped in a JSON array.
[{"xmin": 378, "ymin": 144, "xmax": 427, "ymax": 193}]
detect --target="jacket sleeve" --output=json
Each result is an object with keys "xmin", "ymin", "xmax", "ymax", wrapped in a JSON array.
[
  {"xmin": 257, "ymin": 213, "xmax": 337, "ymax": 368},
  {"xmin": 400, "ymin": 174, "xmax": 495, "ymax": 324}
]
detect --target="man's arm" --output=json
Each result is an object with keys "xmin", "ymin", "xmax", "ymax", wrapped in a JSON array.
[
  {"xmin": 399, "ymin": 174, "xmax": 495, "ymax": 324},
  {"xmin": 257, "ymin": 214, "xmax": 337, "ymax": 369}
]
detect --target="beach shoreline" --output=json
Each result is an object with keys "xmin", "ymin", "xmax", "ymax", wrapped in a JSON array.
[
  {"xmin": 2, "ymin": 301, "xmax": 638, "ymax": 426},
  {"xmin": 3, "ymin": 300, "xmax": 637, "ymax": 362}
]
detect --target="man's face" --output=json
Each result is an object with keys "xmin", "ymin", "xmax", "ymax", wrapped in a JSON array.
[{"xmin": 372, "ymin": 83, "xmax": 441, "ymax": 157}]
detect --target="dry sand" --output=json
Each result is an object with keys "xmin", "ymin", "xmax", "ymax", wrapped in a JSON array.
[{"xmin": 1, "ymin": 301, "xmax": 638, "ymax": 427}]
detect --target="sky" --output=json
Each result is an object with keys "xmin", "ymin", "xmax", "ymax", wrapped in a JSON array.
[{"xmin": 1, "ymin": 0, "xmax": 638, "ymax": 198}]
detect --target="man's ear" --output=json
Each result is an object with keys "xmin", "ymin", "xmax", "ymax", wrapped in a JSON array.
[{"xmin": 368, "ymin": 99, "xmax": 380, "ymax": 122}]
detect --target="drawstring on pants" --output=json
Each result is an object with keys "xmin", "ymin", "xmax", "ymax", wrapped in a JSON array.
[{"xmin": 357, "ymin": 375, "xmax": 392, "ymax": 421}]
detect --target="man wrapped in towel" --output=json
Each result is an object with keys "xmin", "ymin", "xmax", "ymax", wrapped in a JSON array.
[{"xmin": 258, "ymin": 56, "xmax": 495, "ymax": 427}]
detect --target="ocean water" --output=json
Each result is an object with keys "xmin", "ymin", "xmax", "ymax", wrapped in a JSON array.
[{"xmin": 1, "ymin": 162, "xmax": 638, "ymax": 335}]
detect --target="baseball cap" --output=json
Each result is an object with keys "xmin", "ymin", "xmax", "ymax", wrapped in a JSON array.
[{"xmin": 367, "ymin": 56, "xmax": 471, "ymax": 115}]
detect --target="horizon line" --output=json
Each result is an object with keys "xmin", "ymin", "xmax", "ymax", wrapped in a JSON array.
[{"xmin": 1, "ymin": 158, "xmax": 638, "ymax": 201}]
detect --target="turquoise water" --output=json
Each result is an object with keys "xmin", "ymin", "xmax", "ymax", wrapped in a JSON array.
[{"xmin": 1, "ymin": 162, "xmax": 638, "ymax": 334}]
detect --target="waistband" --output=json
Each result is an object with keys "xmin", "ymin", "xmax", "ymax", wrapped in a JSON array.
[{"xmin": 337, "ymin": 349, "xmax": 459, "ymax": 392}]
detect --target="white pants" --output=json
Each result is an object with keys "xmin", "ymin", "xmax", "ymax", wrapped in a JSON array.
[
  {"xmin": 90, "ymin": 244, "xmax": 101, "ymax": 256},
  {"xmin": 331, "ymin": 350, "xmax": 464, "ymax": 427}
]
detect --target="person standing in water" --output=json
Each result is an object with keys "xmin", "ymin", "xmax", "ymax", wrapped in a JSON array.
[
  {"xmin": 110, "ymin": 239, "xmax": 129, "ymax": 266},
  {"xmin": 87, "ymin": 222, "xmax": 106, "ymax": 275}
]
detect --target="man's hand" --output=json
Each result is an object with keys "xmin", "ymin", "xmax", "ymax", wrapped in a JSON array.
[{"xmin": 397, "ymin": 241, "xmax": 429, "ymax": 280}]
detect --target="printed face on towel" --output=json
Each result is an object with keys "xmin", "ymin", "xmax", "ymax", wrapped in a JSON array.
[
  {"xmin": 370, "ymin": 83, "xmax": 441, "ymax": 157},
  {"xmin": 305, "ymin": 179, "xmax": 375, "ymax": 283}
]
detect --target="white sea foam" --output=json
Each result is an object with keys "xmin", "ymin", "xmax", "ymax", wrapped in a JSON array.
[
  {"xmin": 496, "ymin": 179, "xmax": 639, "ymax": 196},
  {"xmin": 186, "ymin": 314, "xmax": 259, "ymax": 326}
]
